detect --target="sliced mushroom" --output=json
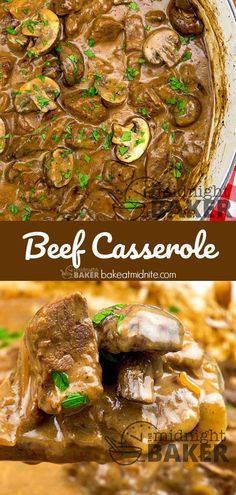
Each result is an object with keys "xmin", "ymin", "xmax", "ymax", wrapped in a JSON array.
[
  {"xmin": 172, "ymin": 95, "xmax": 201, "ymax": 126},
  {"xmin": 95, "ymin": 77, "xmax": 128, "ymax": 107},
  {"xmin": 112, "ymin": 117, "xmax": 150, "ymax": 163},
  {"xmin": 117, "ymin": 353, "xmax": 154, "ymax": 404},
  {"xmin": 14, "ymin": 77, "xmax": 60, "ymax": 113},
  {"xmin": 58, "ymin": 42, "xmax": 84, "ymax": 86},
  {"xmin": 143, "ymin": 28, "xmax": 181, "ymax": 67},
  {"xmin": 7, "ymin": 28, "xmax": 28, "ymax": 52},
  {"xmin": 9, "ymin": 0, "xmax": 46, "ymax": 20},
  {"xmin": 145, "ymin": 10, "xmax": 166, "ymax": 25},
  {"xmin": 45, "ymin": 148, "xmax": 74, "ymax": 188},
  {"xmin": 94, "ymin": 304, "xmax": 184, "ymax": 353},
  {"xmin": 169, "ymin": 0, "xmax": 204, "ymax": 35},
  {"xmin": 0, "ymin": 118, "xmax": 6, "ymax": 154},
  {"xmin": 125, "ymin": 15, "xmax": 144, "ymax": 52},
  {"xmin": 21, "ymin": 9, "xmax": 60, "ymax": 55}
]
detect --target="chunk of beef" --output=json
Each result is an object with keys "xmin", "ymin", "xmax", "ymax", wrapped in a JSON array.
[
  {"xmin": 125, "ymin": 15, "xmax": 144, "ymax": 51},
  {"xmin": 26, "ymin": 293, "xmax": 103, "ymax": 414},
  {"xmin": 0, "ymin": 57, "xmax": 14, "ymax": 88},
  {"xmin": 65, "ymin": 0, "xmax": 113, "ymax": 37},
  {"xmin": 91, "ymin": 16, "xmax": 123, "ymax": 42},
  {"xmin": 0, "ymin": 294, "xmax": 103, "ymax": 447},
  {"xmin": 63, "ymin": 91, "xmax": 108, "ymax": 124}
]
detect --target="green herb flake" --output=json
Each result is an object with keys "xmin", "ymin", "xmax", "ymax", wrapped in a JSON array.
[
  {"xmin": 112, "ymin": 304, "xmax": 127, "ymax": 310},
  {"xmin": 22, "ymin": 204, "xmax": 31, "ymax": 221},
  {"xmin": 103, "ymin": 132, "xmax": 113, "ymax": 150},
  {"xmin": 6, "ymin": 26, "xmax": 17, "ymax": 35},
  {"xmin": 121, "ymin": 131, "xmax": 132, "ymax": 142},
  {"xmin": 8, "ymin": 204, "xmax": 18, "ymax": 215},
  {"xmin": 162, "ymin": 121, "xmax": 169, "ymax": 133},
  {"xmin": 52, "ymin": 371, "xmax": 69, "ymax": 392},
  {"xmin": 128, "ymin": 1, "xmax": 139, "ymax": 11},
  {"xmin": 168, "ymin": 305, "xmax": 180, "ymax": 314},
  {"xmin": 84, "ymin": 154, "xmax": 91, "ymax": 163},
  {"xmin": 168, "ymin": 76, "xmax": 188, "ymax": 93},
  {"xmin": 77, "ymin": 171, "xmax": 89, "ymax": 189},
  {"xmin": 0, "ymin": 327, "xmax": 24, "ymax": 349},
  {"xmin": 173, "ymin": 161, "xmax": 183, "ymax": 179},
  {"xmin": 62, "ymin": 392, "xmax": 89, "ymax": 409},
  {"xmin": 118, "ymin": 145, "xmax": 129, "ymax": 156},
  {"xmin": 170, "ymin": 130, "xmax": 175, "ymax": 143},
  {"xmin": 126, "ymin": 66, "xmax": 139, "ymax": 81},
  {"xmin": 84, "ymin": 49, "xmax": 95, "ymax": 59},
  {"xmin": 182, "ymin": 50, "xmax": 192, "ymax": 61},
  {"xmin": 91, "ymin": 129, "xmax": 100, "ymax": 142},
  {"xmin": 36, "ymin": 96, "xmax": 49, "ymax": 108},
  {"xmin": 123, "ymin": 200, "xmax": 142, "ymax": 210},
  {"xmin": 88, "ymin": 38, "xmax": 95, "ymax": 47},
  {"xmin": 92, "ymin": 308, "xmax": 115, "ymax": 324},
  {"xmin": 137, "ymin": 107, "xmax": 150, "ymax": 117},
  {"xmin": 166, "ymin": 97, "xmax": 177, "ymax": 105}
]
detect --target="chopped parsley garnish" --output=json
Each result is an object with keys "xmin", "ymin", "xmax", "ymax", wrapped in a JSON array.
[
  {"xmin": 6, "ymin": 26, "xmax": 17, "ymax": 35},
  {"xmin": 179, "ymin": 34, "xmax": 196, "ymax": 45},
  {"xmin": 170, "ymin": 130, "xmax": 175, "ymax": 143},
  {"xmin": 126, "ymin": 66, "xmax": 139, "ymax": 81},
  {"xmin": 176, "ymin": 98, "xmax": 186, "ymax": 116},
  {"xmin": 84, "ymin": 49, "xmax": 95, "ymax": 58},
  {"xmin": 162, "ymin": 121, "xmax": 169, "ymax": 133},
  {"xmin": 182, "ymin": 50, "xmax": 192, "ymax": 61},
  {"xmin": 123, "ymin": 200, "xmax": 142, "ymax": 210},
  {"xmin": 168, "ymin": 76, "xmax": 188, "ymax": 93},
  {"xmin": 61, "ymin": 169, "xmax": 71, "ymax": 179},
  {"xmin": 103, "ymin": 132, "xmax": 113, "ymax": 150},
  {"xmin": 62, "ymin": 392, "xmax": 89, "ymax": 409},
  {"xmin": 144, "ymin": 24, "xmax": 151, "ymax": 31},
  {"xmin": 84, "ymin": 154, "xmax": 91, "ymax": 163},
  {"xmin": 68, "ymin": 54, "xmax": 78, "ymax": 63},
  {"xmin": 92, "ymin": 305, "xmax": 127, "ymax": 334},
  {"xmin": 118, "ymin": 145, "xmax": 129, "ymax": 156},
  {"xmin": 88, "ymin": 38, "xmax": 95, "ymax": 47},
  {"xmin": 137, "ymin": 107, "xmax": 150, "ymax": 117},
  {"xmin": 168, "ymin": 305, "xmax": 180, "ymax": 314},
  {"xmin": 22, "ymin": 204, "xmax": 31, "ymax": 221},
  {"xmin": 173, "ymin": 161, "xmax": 183, "ymax": 178},
  {"xmin": 0, "ymin": 327, "xmax": 23, "ymax": 348},
  {"xmin": 52, "ymin": 371, "xmax": 69, "ymax": 392},
  {"xmin": 76, "ymin": 171, "xmax": 89, "ymax": 189},
  {"xmin": 128, "ymin": 1, "xmax": 139, "ymax": 11},
  {"xmin": 121, "ymin": 131, "xmax": 132, "ymax": 142},
  {"xmin": 91, "ymin": 129, "xmax": 100, "ymax": 141},
  {"xmin": 8, "ymin": 204, "xmax": 18, "ymax": 215},
  {"xmin": 92, "ymin": 308, "xmax": 116, "ymax": 324},
  {"xmin": 36, "ymin": 96, "xmax": 49, "ymax": 108}
]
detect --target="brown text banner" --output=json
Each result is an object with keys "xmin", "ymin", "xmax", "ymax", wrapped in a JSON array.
[{"xmin": 0, "ymin": 222, "xmax": 234, "ymax": 281}]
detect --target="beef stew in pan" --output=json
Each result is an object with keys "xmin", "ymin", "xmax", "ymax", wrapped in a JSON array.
[{"xmin": 0, "ymin": 0, "xmax": 213, "ymax": 220}]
